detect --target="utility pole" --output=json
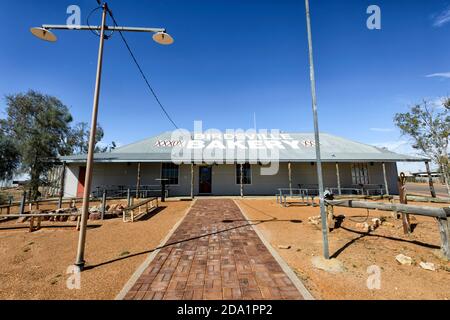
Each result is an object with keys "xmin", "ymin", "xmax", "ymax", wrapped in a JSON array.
[{"xmin": 305, "ymin": 0, "xmax": 330, "ymax": 259}]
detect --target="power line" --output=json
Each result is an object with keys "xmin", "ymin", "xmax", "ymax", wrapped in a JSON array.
[{"xmin": 104, "ymin": 5, "xmax": 179, "ymax": 129}]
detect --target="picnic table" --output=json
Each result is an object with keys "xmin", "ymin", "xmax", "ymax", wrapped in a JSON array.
[
  {"xmin": 276, "ymin": 188, "xmax": 317, "ymax": 207},
  {"xmin": 329, "ymin": 187, "xmax": 364, "ymax": 195},
  {"xmin": 362, "ymin": 185, "xmax": 385, "ymax": 196}
]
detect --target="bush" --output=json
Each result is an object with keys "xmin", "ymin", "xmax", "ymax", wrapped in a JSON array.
[{"xmin": 0, "ymin": 193, "xmax": 6, "ymax": 205}]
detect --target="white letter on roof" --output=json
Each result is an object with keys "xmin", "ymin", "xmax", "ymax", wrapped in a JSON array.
[
  {"xmin": 264, "ymin": 140, "xmax": 285, "ymax": 149},
  {"xmin": 227, "ymin": 140, "xmax": 248, "ymax": 149},
  {"xmin": 282, "ymin": 140, "xmax": 301, "ymax": 149},
  {"xmin": 187, "ymin": 140, "xmax": 205, "ymax": 149},
  {"xmin": 206, "ymin": 140, "xmax": 226, "ymax": 149},
  {"xmin": 280, "ymin": 134, "xmax": 293, "ymax": 140},
  {"xmin": 248, "ymin": 140, "xmax": 265, "ymax": 149}
]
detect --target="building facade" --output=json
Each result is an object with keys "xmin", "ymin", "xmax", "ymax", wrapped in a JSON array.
[{"xmin": 60, "ymin": 131, "xmax": 426, "ymax": 198}]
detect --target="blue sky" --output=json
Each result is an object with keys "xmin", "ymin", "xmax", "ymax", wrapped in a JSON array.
[{"xmin": 0, "ymin": 0, "xmax": 449, "ymax": 172}]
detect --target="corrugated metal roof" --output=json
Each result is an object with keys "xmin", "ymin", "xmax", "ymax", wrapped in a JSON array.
[{"xmin": 60, "ymin": 131, "xmax": 428, "ymax": 163}]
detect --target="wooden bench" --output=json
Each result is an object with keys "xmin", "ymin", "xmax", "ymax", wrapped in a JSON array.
[
  {"xmin": 122, "ymin": 197, "xmax": 159, "ymax": 223},
  {"xmin": 277, "ymin": 188, "xmax": 316, "ymax": 207}
]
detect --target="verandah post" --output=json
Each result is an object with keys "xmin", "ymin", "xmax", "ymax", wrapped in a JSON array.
[
  {"xmin": 335, "ymin": 162, "xmax": 342, "ymax": 195},
  {"xmin": 190, "ymin": 163, "xmax": 194, "ymax": 200},
  {"xmin": 136, "ymin": 162, "xmax": 141, "ymax": 199},
  {"xmin": 288, "ymin": 162, "xmax": 293, "ymax": 197},
  {"xmin": 240, "ymin": 164, "xmax": 244, "ymax": 198},
  {"xmin": 382, "ymin": 162, "xmax": 390, "ymax": 196}
]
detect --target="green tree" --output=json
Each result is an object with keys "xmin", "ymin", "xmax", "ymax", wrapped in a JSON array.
[
  {"xmin": 68, "ymin": 122, "xmax": 106, "ymax": 155},
  {"xmin": 2, "ymin": 90, "xmax": 73, "ymax": 198},
  {"xmin": 394, "ymin": 99, "xmax": 450, "ymax": 195},
  {"xmin": 0, "ymin": 127, "xmax": 20, "ymax": 181},
  {"xmin": 444, "ymin": 97, "xmax": 450, "ymax": 110}
]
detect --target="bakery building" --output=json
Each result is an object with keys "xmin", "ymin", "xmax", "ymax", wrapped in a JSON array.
[{"xmin": 59, "ymin": 131, "xmax": 426, "ymax": 198}]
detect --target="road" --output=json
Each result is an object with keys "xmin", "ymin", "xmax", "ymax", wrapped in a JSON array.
[{"xmin": 406, "ymin": 183, "xmax": 449, "ymax": 198}]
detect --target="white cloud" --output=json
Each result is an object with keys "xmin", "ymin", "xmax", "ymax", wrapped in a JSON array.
[
  {"xmin": 432, "ymin": 6, "xmax": 450, "ymax": 27},
  {"xmin": 370, "ymin": 128, "xmax": 395, "ymax": 132},
  {"xmin": 426, "ymin": 72, "xmax": 450, "ymax": 79}
]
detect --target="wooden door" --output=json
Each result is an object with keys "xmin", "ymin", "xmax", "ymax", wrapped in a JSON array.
[
  {"xmin": 199, "ymin": 166, "xmax": 212, "ymax": 194},
  {"xmin": 77, "ymin": 167, "xmax": 87, "ymax": 198}
]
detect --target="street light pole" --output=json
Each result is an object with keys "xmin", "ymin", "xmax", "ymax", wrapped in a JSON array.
[
  {"xmin": 74, "ymin": 3, "xmax": 108, "ymax": 269},
  {"xmin": 305, "ymin": 0, "xmax": 330, "ymax": 259},
  {"xmin": 31, "ymin": 2, "xmax": 174, "ymax": 270}
]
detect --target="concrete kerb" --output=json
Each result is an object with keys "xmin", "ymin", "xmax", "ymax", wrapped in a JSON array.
[
  {"xmin": 115, "ymin": 199, "xmax": 197, "ymax": 300},
  {"xmin": 233, "ymin": 199, "xmax": 315, "ymax": 300}
]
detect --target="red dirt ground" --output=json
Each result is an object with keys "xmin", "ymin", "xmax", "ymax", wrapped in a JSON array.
[{"xmin": 237, "ymin": 199, "xmax": 450, "ymax": 300}]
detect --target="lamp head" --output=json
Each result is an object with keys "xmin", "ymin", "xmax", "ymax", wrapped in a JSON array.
[
  {"xmin": 30, "ymin": 27, "xmax": 57, "ymax": 42},
  {"xmin": 152, "ymin": 31, "xmax": 174, "ymax": 45}
]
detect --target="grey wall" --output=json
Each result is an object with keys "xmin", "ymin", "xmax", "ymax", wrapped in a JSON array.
[{"xmin": 64, "ymin": 161, "xmax": 399, "ymax": 198}]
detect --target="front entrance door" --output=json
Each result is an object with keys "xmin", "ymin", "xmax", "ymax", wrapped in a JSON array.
[
  {"xmin": 77, "ymin": 166, "xmax": 86, "ymax": 198},
  {"xmin": 199, "ymin": 166, "xmax": 212, "ymax": 194}
]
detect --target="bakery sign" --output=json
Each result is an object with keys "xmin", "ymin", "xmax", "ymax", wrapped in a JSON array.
[
  {"xmin": 155, "ymin": 140, "xmax": 183, "ymax": 147},
  {"xmin": 154, "ymin": 135, "xmax": 316, "ymax": 150}
]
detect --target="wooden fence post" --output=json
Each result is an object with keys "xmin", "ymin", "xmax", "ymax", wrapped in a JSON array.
[
  {"xmin": 425, "ymin": 161, "xmax": 437, "ymax": 198},
  {"xmin": 101, "ymin": 190, "xmax": 107, "ymax": 220},
  {"xmin": 76, "ymin": 216, "xmax": 81, "ymax": 231},
  {"xmin": 398, "ymin": 173, "xmax": 411, "ymax": 234},
  {"xmin": 437, "ymin": 210, "xmax": 449, "ymax": 259},
  {"xmin": 19, "ymin": 191, "xmax": 26, "ymax": 215}
]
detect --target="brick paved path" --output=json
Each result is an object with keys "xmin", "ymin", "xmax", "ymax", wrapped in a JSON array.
[{"xmin": 123, "ymin": 199, "xmax": 304, "ymax": 300}]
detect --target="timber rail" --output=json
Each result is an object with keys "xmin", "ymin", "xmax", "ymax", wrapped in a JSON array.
[
  {"xmin": 122, "ymin": 197, "xmax": 159, "ymax": 223},
  {"xmin": 325, "ymin": 199, "xmax": 450, "ymax": 259},
  {"xmin": 0, "ymin": 212, "xmax": 82, "ymax": 232}
]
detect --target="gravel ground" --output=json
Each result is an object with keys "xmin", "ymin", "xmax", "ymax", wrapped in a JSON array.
[
  {"xmin": 0, "ymin": 200, "xmax": 192, "ymax": 300},
  {"xmin": 2, "ymin": 196, "xmax": 449, "ymax": 300},
  {"xmin": 237, "ymin": 199, "xmax": 450, "ymax": 300}
]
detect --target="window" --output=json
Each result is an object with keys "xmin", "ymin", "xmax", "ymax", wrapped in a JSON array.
[
  {"xmin": 161, "ymin": 163, "xmax": 179, "ymax": 185},
  {"xmin": 236, "ymin": 164, "xmax": 252, "ymax": 185},
  {"xmin": 351, "ymin": 163, "xmax": 370, "ymax": 185}
]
